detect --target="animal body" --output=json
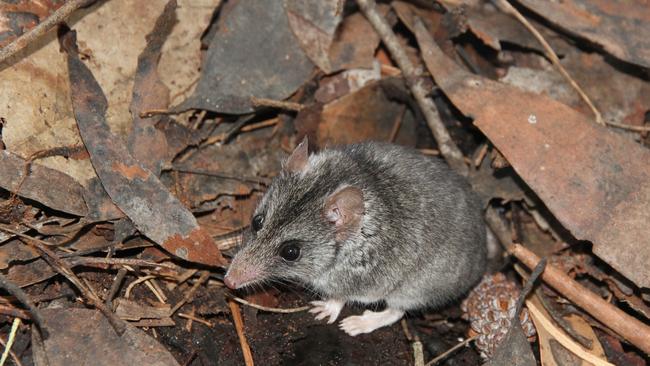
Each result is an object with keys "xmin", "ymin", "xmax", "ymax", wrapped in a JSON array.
[{"xmin": 224, "ymin": 138, "xmax": 486, "ymax": 335}]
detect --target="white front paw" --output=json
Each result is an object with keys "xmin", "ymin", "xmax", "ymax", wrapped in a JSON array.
[
  {"xmin": 339, "ymin": 309, "xmax": 404, "ymax": 336},
  {"xmin": 309, "ymin": 299, "xmax": 344, "ymax": 324},
  {"xmin": 339, "ymin": 312, "xmax": 375, "ymax": 336}
]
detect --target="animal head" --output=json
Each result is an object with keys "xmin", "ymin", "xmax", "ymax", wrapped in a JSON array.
[{"xmin": 224, "ymin": 137, "xmax": 364, "ymax": 289}]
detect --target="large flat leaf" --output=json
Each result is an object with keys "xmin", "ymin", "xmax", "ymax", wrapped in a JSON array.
[{"xmin": 413, "ymin": 20, "xmax": 650, "ymax": 288}]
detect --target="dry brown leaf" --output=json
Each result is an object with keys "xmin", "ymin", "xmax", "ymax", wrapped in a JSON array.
[
  {"xmin": 518, "ymin": 0, "xmax": 650, "ymax": 68},
  {"xmin": 527, "ymin": 298, "xmax": 613, "ymax": 366},
  {"xmin": 1, "ymin": 0, "xmax": 217, "ymax": 185},
  {"xmin": 413, "ymin": 23, "xmax": 650, "ymax": 289}
]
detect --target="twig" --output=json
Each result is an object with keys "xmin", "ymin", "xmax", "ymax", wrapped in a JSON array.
[
  {"xmin": 511, "ymin": 243, "xmax": 650, "ymax": 354},
  {"xmin": 0, "ymin": 318, "xmax": 21, "ymax": 366},
  {"xmin": 169, "ymin": 269, "xmax": 198, "ymax": 291},
  {"xmin": 64, "ymin": 256, "xmax": 175, "ymax": 269},
  {"xmin": 229, "ymin": 296, "xmax": 309, "ymax": 313},
  {"xmin": 125, "ymin": 275, "xmax": 156, "ymax": 299},
  {"xmin": 222, "ymin": 115, "xmax": 255, "ymax": 144},
  {"xmin": 493, "ymin": 0, "xmax": 603, "ymax": 125},
  {"xmin": 0, "ymin": 0, "xmax": 93, "ymax": 65},
  {"xmin": 240, "ymin": 117, "xmax": 280, "ymax": 133},
  {"xmin": 170, "ymin": 166, "xmax": 269, "ymax": 185},
  {"xmin": 424, "ymin": 335, "xmax": 478, "ymax": 366},
  {"xmin": 147, "ymin": 278, "xmax": 167, "ymax": 302},
  {"xmin": 526, "ymin": 300, "xmax": 614, "ymax": 366},
  {"xmin": 356, "ymin": 0, "xmax": 468, "ymax": 175},
  {"xmin": 250, "ymin": 97, "xmax": 303, "ymax": 112},
  {"xmin": 178, "ymin": 312, "xmax": 213, "ymax": 328},
  {"xmin": 228, "ymin": 299, "xmax": 254, "ymax": 366},
  {"xmin": 169, "ymin": 271, "xmax": 210, "ymax": 316},
  {"xmin": 0, "ymin": 226, "xmax": 127, "ymax": 335},
  {"xmin": 0, "ymin": 335, "xmax": 23, "ymax": 366},
  {"xmin": 184, "ymin": 306, "xmax": 195, "ymax": 332},
  {"xmin": 605, "ymin": 121, "xmax": 650, "ymax": 132},
  {"xmin": 106, "ymin": 268, "xmax": 128, "ymax": 308},
  {"xmin": 413, "ymin": 340, "xmax": 425, "ymax": 366}
]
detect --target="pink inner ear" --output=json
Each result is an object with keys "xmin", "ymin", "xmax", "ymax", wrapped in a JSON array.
[
  {"xmin": 325, "ymin": 207, "xmax": 342, "ymax": 226},
  {"xmin": 324, "ymin": 186, "xmax": 364, "ymax": 238},
  {"xmin": 285, "ymin": 136, "xmax": 309, "ymax": 173}
]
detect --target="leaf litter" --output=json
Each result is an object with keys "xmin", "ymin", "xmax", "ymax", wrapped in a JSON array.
[{"xmin": 0, "ymin": 0, "xmax": 649, "ymax": 364}]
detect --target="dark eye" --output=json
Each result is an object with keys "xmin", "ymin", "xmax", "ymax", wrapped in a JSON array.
[
  {"xmin": 252, "ymin": 214, "xmax": 264, "ymax": 232},
  {"xmin": 279, "ymin": 241, "xmax": 301, "ymax": 262}
]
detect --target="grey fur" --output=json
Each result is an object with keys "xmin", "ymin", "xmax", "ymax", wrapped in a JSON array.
[{"xmin": 228, "ymin": 141, "xmax": 487, "ymax": 312}]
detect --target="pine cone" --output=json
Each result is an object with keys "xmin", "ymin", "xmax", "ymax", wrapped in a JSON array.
[{"xmin": 461, "ymin": 273, "xmax": 536, "ymax": 359}]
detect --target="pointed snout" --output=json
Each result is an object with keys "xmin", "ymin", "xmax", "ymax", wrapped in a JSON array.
[{"xmin": 224, "ymin": 265, "xmax": 260, "ymax": 290}]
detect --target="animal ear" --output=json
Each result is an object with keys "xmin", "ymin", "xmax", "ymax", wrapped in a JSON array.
[
  {"xmin": 324, "ymin": 186, "xmax": 364, "ymax": 240},
  {"xmin": 284, "ymin": 136, "xmax": 309, "ymax": 173}
]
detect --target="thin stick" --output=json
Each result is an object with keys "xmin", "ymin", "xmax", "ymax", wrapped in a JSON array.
[
  {"xmin": 0, "ymin": 335, "xmax": 23, "ymax": 366},
  {"xmin": 65, "ymin": 256, "xmax": 176, "ymax": 269},
  {"xmin": 184, "ymin": 306, "xmax": 195, "ymax": 332},
  {"xmin": 106, "ymin": 268, "xmax": 128, "ymax": 308},
  {"xmin": 511, "ymin": 243, "xmax": 650, "ymax": 354},
  {"xmin": 0, "ymin": 318, "xmax": 21, "ymax": 366},
  {"xmin": 413, "ymin": 340, "xmax": 425, "ymax": 366},
  {"xmin": 170, "ymin": 269, "xmax": 198, "ymax": 291},
  {"xmin": 125, "ymin": 275, "xmax": 156, "ymax": 299},
  {"xmin": 355, "ymin": 0, "xmax": 468, "ymax": 175},
  {"xmin": 229, "ymin": 296, "xmax": 309, "ymax": 313},
  {"xmin": 240, "ymin": 117, "xmax": 280, "ymax": 132},
  {"xmin": 250, "ymin": 97, "xmax": 303, "ymax": 112},
  {"xmin": 605, "ymin": 121, "xmax": 650, "ymax": 132},
  {"xmin": 178, "ymin": 312, "xmax": 213, "ymax": 328},
  {"xmin": 424, "ymin": 335, "xmax": 477, "ymax": 366},
  {"xmin": 0, "ymin": 0, "xmax": 92, "ymax": 65},
  {"xmin": 228, "ymin": 299, "xmax": 254, "ymax": 366},
  {"xmin": 169, "ymin": 271, "xmax": 210, "ymax": 316},
  {"xmin": 493, "ymin": 0, "xmax": 603, "ymax": 125}
]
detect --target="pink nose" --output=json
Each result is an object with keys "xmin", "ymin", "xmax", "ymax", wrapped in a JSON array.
[{"xmin": 224, "ymin": 275, "xmax": 237, "ymax": 289}]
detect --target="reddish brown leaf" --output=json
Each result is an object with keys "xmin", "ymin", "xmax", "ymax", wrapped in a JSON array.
[
  {"xmin": 63, "ymin": 29, "xmax": 225, "ymax": 267},
  {"xmin": 296, "ymin": 79, "xmax": 417, "ymax": 147},
  {"xmin": 414, "ymin": 21, "xmax": 650, "ymax": 288},
  {"xmin": 128, "ymin": 0, "xmax": 175, "ymax": 175}
]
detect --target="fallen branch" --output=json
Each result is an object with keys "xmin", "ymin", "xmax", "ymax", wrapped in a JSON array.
[
  {"xmin": 356, "ymin": 0, "xmax": 468, "ymax": 175},
  {"xmin": 511, "ymin": 243, "xmax": 650, "ymax": 354},
  {"xmin": 0, "ymin": 0, "xmax": 94, "ymax": 65}
]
